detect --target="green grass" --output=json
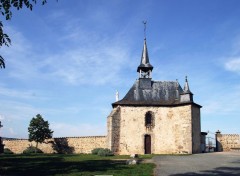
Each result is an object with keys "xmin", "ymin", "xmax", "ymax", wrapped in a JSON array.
[
  {"xmin": 138, "ymin": 153, "xmax": 191, "ymax": 159},
  {"xmin": 138, "ymin": 154, "xmax": 157, "ymax": 159},
  {"xmin": 0, "ymin": 154, "xmax": 155, "ymax": 176}
]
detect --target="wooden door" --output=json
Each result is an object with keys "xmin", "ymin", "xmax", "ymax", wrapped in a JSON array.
[{"xmin": 144, "ymin": 135, "xmax": 151, "ymax": 154}]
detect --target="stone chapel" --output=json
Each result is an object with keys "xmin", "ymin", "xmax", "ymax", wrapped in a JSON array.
[{"xmin": 107, "ymin": 37, "xmax": 202, "ymax": 155}]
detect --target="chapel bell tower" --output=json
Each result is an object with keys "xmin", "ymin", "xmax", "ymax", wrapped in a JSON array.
[{"xmin": 137, "ymin": 38, "xmax": 153, "ymax": 79}]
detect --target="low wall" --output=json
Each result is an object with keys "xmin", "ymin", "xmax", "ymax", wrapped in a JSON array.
[
  {"xmin": 3, "ymin": 136, "xmax": 107, "ymax": 154},
  {"xmin": 216, "ymin": 132, "xmax": 240, "ymax": 152}
]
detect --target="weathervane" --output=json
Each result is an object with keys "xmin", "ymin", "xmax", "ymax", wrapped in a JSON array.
[{"xmin": 143, "ymin": 20, "xmax": 147, "ymax": 39}]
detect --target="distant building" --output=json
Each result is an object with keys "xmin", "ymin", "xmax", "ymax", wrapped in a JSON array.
[{"xmin": 107, "ymin": 37, "xmax": 202, "ymax": 154}]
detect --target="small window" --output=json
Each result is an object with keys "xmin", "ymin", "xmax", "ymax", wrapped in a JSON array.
[{"xmin": 145, "ymin": 111, "xmax": 154, "ymax": 127}]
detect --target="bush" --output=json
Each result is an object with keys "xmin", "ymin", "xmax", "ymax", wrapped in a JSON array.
[
  {"xmin": 91, "ymin": 148, "xmax": 114, "ymax": 156},
  {"xmin": 97, "ymin": 148, "xmax": 114, "ymax": 156},
  {"xmin": 91, "ymin": 148, "xmax": 103, "ymax": 155},
  {"xmin": 23, "ymin": 146, "xmax": 43, "ymax": 154},
  {"xmin": 4, "ymin": 148, "xmax": 14, "ymax": 154}
]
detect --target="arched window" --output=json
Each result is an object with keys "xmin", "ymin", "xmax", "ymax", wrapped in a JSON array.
[{"xmin": 145, "ymin": 111, "xmax": 154, "ymax": 127}]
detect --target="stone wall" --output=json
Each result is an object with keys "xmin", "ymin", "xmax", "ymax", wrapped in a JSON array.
[
  {"xmin": 3, "ymin": 136, "xmax": 107, "ymax": 154},
  {"xmin": 107, "ymin": 106, "xmax": 121, "ymax": 153},
  {"xmin": 191, "ymin": 105, "xmax": 201, "ymax": 153},
  {"xmin": 216, "ymin": 132, "xmax": 240, "ymax": 152},
  {"xmin": 107, "ymin": 104, "xmax": 201, "ymax": 155}
]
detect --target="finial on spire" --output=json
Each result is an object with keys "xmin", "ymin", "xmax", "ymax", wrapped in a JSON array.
[
  {"xmin": 142, "ymin": 20, "xmax": 147, "ymax": 39},
  {"xmin": 183, "ymin": 76, "xmax": 191, "ymax": 93}
]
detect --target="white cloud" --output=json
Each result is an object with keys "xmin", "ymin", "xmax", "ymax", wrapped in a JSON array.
[
  {"xmin": 0, "ymin": 100, "xmax": 41, "ymax": 121},
  {"xmin": 1, "ymin": 26, "xmax": 42, "ymax": 80},
  {"xmin": 0, "ymin": 126, "xmax": 19, "ymax": 138},
  {"xmin": 225, "ymin": 58, "xmax": 240, "ymax": 73},
  {"xmin": 203, "ymin": 102, "xmax": 222, "ymax": 114},
  {"xmin": 47, "ymin": 10, "xmax": 67, "ymax": 20},
  {"xmin": 8, "ymin": 127, "xmax": 16, "ymax": 136},
  {"xmin": 0, "ymin": 114, "xmax": 4, "ymax": 119},
  {"xmin": 3, "ymin": 23, "xmax": 131, "ymax": 86},
  {"xmin": 202, "ymin": 85, "xmax": 240, "ymax": 115},
  {"xmin": 51, "ymin": 122, "xmax": 107, "ymax": 137},
  {"xmin": 0, "ymin": 86, "xmax": 45, "ymax": 100},
  {"xmin": 48, "ymin": 45, "xmax": 129, "ymax": 85}
]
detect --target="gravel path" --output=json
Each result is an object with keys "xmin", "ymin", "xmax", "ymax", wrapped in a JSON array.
[{"xmin": 153, "ymin": 152, "xmax": 240, "ymax": 176}]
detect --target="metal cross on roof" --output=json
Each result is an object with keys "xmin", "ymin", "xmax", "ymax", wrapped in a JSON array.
[{"xmin": 143, "ymin": 20, "xmax": 147, "ymax": 39}]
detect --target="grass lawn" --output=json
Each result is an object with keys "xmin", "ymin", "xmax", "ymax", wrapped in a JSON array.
[{"xmin": 0, "ymin": 154, "xmax": 155, "ymax": 176}]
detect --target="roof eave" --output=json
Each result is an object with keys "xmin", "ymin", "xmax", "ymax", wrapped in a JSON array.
[{"xmin": 112, "ymin": 102, "xmax": 202, "ymax": 108}]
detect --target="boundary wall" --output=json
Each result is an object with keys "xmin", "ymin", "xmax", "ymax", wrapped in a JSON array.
[
  {"xmin": 216, "ymin": 131, "xmax": 240, "ymax": 152},
  {"xmin": 3, "ymin": 136, "xmax": 107, "ymax": 154}
]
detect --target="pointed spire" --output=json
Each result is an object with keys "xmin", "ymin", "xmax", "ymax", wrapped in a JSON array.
[
  {"xmin": 183, "ymin": 76, "xmax": 192, "ymax": 94},
  {"xmin": 137, "ymin": 38, "xmax": 153, "ymax": 72},
  {"xmin": 180, "ymin": 76, "xmax": 194, "ymax": 103},
  {"xmin": 137, "ymin": 21, "xmax": 153, "ymax": 73},
  {"xmin": 142, "ymin": 39, "xmax": 150, "ymax": 64}
]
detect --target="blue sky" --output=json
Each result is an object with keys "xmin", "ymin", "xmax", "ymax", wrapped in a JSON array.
[{"xmin": 0, "ymin": 0, "xmax": 240, "ymax": 138}]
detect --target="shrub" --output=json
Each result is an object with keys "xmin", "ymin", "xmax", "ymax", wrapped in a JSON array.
[
  {"xmin": 91, "ymin": 148, "xmax": 103, "ymax": 155},
  {"xmin": 4, "ymin": 148, "xmax": 14, "ymax": 154},
  {"xmin": 97, "ymin": 148, "xmax": 114, "ymax": 156},
  {"xmin": 23, "ymin": 146, "xmax": 43, "ymax": 154}
]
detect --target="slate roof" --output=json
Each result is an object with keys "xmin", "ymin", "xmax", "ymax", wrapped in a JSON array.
[{"xmin": 112, "ymin": 79, "xmax": 201, "ymax": 107}]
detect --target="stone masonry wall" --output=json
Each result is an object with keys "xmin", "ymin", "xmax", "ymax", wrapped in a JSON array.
[
  {"xmin": 216, "ymin": 133, "xmax": 240, "ymax": 151},
  {"xmin": 107, "ymin": 106, "xmax": 121, "ymax": 153},
  {"xmin": 191, "ymin": 105, "xmax": 201, "ymax": 153},
  {"xmin": 3, "ymin": 136, "xmax": 107, "ymax": 154},
  {"xmin": 108, "ymin": 105, "xmax": 197, "ymax": 155}
]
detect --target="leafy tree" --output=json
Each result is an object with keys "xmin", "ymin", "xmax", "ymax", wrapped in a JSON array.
[
  {"xmin": 28, "ymin": 114, "xmax": 53, "ymax": 152},
  {"xmin": 0, "ymin": 0, "xmax": 48, "ymax": 68}
]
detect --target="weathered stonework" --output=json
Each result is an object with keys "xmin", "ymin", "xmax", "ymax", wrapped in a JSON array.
[
  {"xmin": 107, "ymin": 106, "xmax": 121, "ymax": 153},
  {"xmin": 191, "ymin": 105, "xmax": 201, "ymax": 153},
  {"xmin": 216, "ymin": 133, "xmax": 240, "ymax": 152},
  {"xmin": 3, "ymin": 136, "xmax": 107, "ymax": 154},
  {"xmin": 107, "ymin": 104, "xmax": 201, "ymax": 155}
]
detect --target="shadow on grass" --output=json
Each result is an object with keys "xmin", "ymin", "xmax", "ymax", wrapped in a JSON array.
[
  {"xmin": 0, "ymin": 154, "xmax": 154, "ymax": 176},
  {"xmin": 232, "ymin": 159, "xmax": 240, "ymax": 164}
]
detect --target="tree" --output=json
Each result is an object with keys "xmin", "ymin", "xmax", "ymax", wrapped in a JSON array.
[
  {"xmin": 28, "ymin": 114, "xmax": 53, "ymax": 152},
  {"xmin": 0, "ymin": 0, "xmax": 47, "ymax": 68}
]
